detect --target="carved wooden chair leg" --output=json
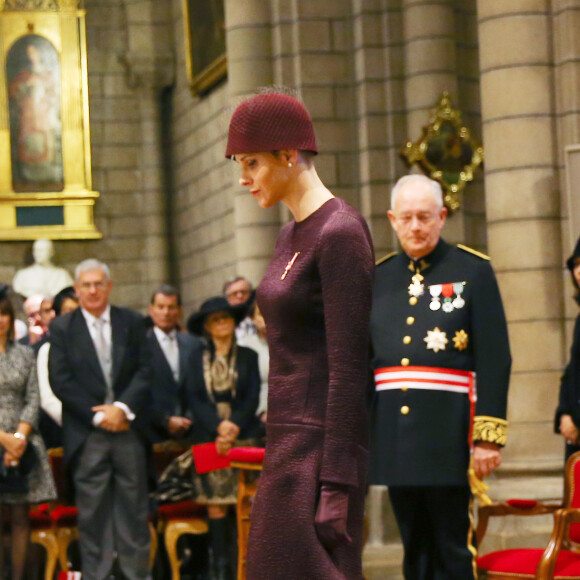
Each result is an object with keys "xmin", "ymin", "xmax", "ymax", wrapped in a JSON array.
[
  {"xmin": 56, "ymin": 526, "xmax": 78, "ymax": 571},
  {"xmin": 165, "ymin": 520, "xmax": 209, "ymax": 580},
  {"xmin": 31, "ymin": 528, "xmax": 59, "ymax": 580},
  {"xmin": 149, "ymin": 521, "xmax": 158, "ymax": 571}
]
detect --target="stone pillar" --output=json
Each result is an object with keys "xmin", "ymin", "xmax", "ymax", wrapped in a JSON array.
[
  {"xmin": 477, "ymin": 2, "xmax": 563, "ymax": 472},
  {"xmin": 224, "ymin": 0, "xmax": 280, "ymax": 286},
  {"xmin": 402, "ymin": 0, "xmax": 465, "ymax": 242},
  {"xmin": 121, "ymin": 0, "xmax": 175, "ymax": 303}
]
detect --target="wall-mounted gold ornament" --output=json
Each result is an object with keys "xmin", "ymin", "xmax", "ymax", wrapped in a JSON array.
[
  {"xmin": 400, "ymin": 92, "xmax": 484, "ymax": 212},
  {"xmin": 0, "ymin": 0, "xmax": 100, "ymax": 240}
]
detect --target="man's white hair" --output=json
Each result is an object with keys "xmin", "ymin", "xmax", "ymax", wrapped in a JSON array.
[
  {"xmin": 390, "ymin": 174, "xmax": 444, "ymax": 210},
  {"xmin": 74, "ymin": 259, "xmax": 111, "ymax": 282}
]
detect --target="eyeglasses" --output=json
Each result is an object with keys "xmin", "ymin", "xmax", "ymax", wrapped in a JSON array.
[
  {"xmin": 226, "ymin": 289, "xmax": 250, "ymax": 299},
  {"xmin": 78, "ymin": 281, "xmax": 107, "ymax": 291},
  {"xmin": 394, "ymin": 212, "xmax": 438, "ymax": 226}
]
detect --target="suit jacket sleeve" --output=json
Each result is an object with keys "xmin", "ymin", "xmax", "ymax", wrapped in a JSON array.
[
  {"xmin": 48, "ymin": 318, "xmax": 96, "ymax": 427},
  {"xmin": 316, "ymin": 212, "xmax": 374, "ymax": 487},
  {"xmin": 115, "ymin": 312, "xmax": 151, "ymax": 418},
  {"xmin": 471, "ymin": 259, "xmax": 512, "ymax": 446},
  {"xmin": 230, "ymin": 347, "xmax": 260, "ymax": 430}
]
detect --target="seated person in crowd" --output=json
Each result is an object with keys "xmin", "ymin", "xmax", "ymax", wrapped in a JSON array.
[
  {"xmin": 147, "ymin": 285, "xmax": 202, "ymax": 444},
  {"xmin": 237, "ymin": 302, "xmax": 269, "ymax": 427},
  {"xmin": 223, "ymin": 276, "xmax": 256, "ymax": 341},
  {"xmin": 37, "ymin": 286, "xmax": 79, "ymax": 448}
]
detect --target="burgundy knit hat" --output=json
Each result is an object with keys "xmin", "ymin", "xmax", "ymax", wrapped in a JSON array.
[{"xmin": 225, "ymin": 93, "xmax": 318, "ymax": 158}]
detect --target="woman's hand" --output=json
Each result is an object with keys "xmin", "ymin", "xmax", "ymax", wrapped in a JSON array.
[
  {"xmin": 0, "ymin": 432, "xmax": 27, "ymax": 459},
  {"xmin": 217, "ymin": 420, "xmax": 240, "ymax": 442},
  {"xmin": 560, "ymin": 414, "xmax": 580, "ymax": 443},
  {"xmin": 216, "ymin": 436, "xmax": 233, "ymax": 456},
  {"xmin": 4, "ymin": 451, "xmax": 19, "ymax": 467}
]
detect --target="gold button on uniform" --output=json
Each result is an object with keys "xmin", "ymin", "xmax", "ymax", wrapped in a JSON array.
[
  {"xmin": 401, "ymin": 386, "xmax": 408, "ymax": 392},
  {"xmin": 401, "ymin": 358, "xmax": 410, "ymax": 367},
  {"xmin": 403, "ymin": 336, "xmax": 411, "ymax": 344},
  {"xmin": 407, "ymin": 317, "xmax": 415, "ymax": 325},
  {"xmin": 409, "ymin": 297, "xmax": 418, "ymax": 306},
  {"xmin": 400, "ymin": 406, "xmax": 410, "ymax": 415}
]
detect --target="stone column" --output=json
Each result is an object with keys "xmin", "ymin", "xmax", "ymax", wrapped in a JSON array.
[
  {"xmin": 402, "ymin": 0, "xmax": 466, "ymax": 242},
  {"xmin": 121, "ymin": 0, "xmax": 175, "ymax": 304},
  {"xmin": 477, "ymin": 1, "xmax": 563, "ymax": 471},
  {"xmin": 224, "ymin": 0, "xmax": 280, "ymax": 286}
]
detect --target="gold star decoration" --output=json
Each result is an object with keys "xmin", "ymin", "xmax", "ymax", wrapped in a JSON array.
[
  {"xmin": 453, "ymin": 330, "xmax": 469, "ymax": 351},
  {"xmin": 424, "ymin": 327, "xmax": 448, "ymax": 353}
]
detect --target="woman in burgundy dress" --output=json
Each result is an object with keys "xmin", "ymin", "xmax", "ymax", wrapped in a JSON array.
[{"xmin": 225, "ymin": 92, "xmax": 374, "ymax": 579}]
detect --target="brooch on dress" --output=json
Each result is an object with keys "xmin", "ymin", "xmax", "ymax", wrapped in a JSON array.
[{"xmin": 281, "ymin": 252, "xmax": 300, "ymax": 280}]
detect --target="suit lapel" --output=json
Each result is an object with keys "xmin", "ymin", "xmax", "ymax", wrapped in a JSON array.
[
  {"xmin": 111, "ymin": 306, "xmax": 127, "ymax": 386},
  {"xmin": 177, "ymin": 333, "xmax": 189, "ymax": 387},
  {"xmin": 72, "ymin": 309, "xmax": 105, "ymax": 383},
  {"xmin": 151, "ymin": 331, "xmax": 178, "ymax": 388}
]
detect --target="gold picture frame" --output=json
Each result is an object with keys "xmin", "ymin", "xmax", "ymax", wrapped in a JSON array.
[
  {"xmin": 400, "ymin": 92, "xmax": 484, "ymax": 212},
  {"xmin": 0, "ymin": 0, "xmax": 100, "ymax": 240},
  {"xmin": 182, "ymin": 0, "xmax": 227, "ymax": 96}
]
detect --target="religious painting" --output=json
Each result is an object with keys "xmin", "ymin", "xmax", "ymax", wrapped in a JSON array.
[
  {"xmin": 400, "ymin": 92, "xmax": 484, "ymax": 212},
  {"xmin": 7, "ymin": 33, "xmax": 64, "ymax": 192},
  {"xmin": 183, "ymin": 0, "xmax": 227, "ymax": 95},
  {"xmin": 0, "ymin": 0, "xmax": 100, "ymax": 240}
]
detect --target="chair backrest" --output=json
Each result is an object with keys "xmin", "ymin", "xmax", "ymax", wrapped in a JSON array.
[
  {"xmin": 565, "ymin": 450, "xmax": 580, "ymax": 543},
  {"xmin": 47, "ymin": 447, "xmax": 68, "ymax": 502}
]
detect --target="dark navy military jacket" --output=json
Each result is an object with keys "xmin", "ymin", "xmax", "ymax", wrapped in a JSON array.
[{"xmin": 369, "ymin": 238, "xmax": 511, "ymax": 486}]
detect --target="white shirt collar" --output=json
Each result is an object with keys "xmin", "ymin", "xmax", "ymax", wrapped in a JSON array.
[
  {"xmin": 153, "ymin": 325, "xmax": 177, "ymax": 342},
  {"xmin": 81, "ymin": 304, "xmax": 111, "ymax": 326}
]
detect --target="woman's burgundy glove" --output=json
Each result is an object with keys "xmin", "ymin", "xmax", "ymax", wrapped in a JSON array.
[{"xmin": 314, "ymin": 483, "xmax": 352, "ymax": 550}]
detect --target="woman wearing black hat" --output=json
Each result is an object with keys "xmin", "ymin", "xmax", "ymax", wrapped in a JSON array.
[
  {"xmin": 186, "ymin": 296, "xmax": 261, "ymax": 580},
  {"xmin": 226, "ymin": 91, "xmax": 374, "ymax": 580},
  {"xmin": 556, "ymin": 238, "xmax": 580, "ymax": 462}
]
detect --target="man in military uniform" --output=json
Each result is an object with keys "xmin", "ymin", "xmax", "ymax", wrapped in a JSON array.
[{"xmin": 369, "ymin": 174, "xmax": 511, "ymax": 579}]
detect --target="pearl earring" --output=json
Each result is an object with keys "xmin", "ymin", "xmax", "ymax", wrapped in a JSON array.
[{"xmin": 288, "ymin": 162, "xmax": 292, "ymax": 168}]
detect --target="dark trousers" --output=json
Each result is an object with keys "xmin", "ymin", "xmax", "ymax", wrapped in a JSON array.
[
  {"xmin": 389, "ymin": 485, "xmax": 476, "ymax": 580},
  {"xmin": 73, "ymin": 429, "xmax": 151, "ymax": 580}
]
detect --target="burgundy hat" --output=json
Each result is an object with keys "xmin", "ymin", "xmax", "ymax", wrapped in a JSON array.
[{"xmin": 225, "ymin": 93, "xmax": 318, "ymax": 158}]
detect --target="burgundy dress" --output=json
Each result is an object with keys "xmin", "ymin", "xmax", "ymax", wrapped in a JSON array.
[{"xmin": 247, "ymin": 198, "xmax": 374, "ymax": 579}]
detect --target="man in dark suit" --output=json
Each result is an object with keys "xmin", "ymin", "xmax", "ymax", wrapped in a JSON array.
[
  {"xmin": 147, "ymin": 285, "xmax": 201, "ymax": 443},
  {"xmin": 49, "ymin": 259, "xmax": 151, "ymax": 580},
  {"xmin": 369, "ymin": 175, "xmax": 511, "ymax": 580}
]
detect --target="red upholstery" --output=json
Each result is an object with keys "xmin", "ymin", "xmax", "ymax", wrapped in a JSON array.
[
  {"xmin": 227, "ymin": 447, "xmax": 265, "ymax": 464},
  {"xmin": 478, "ymin": 548, "xmax": 580, "ymax": 577},
  {"xmin": 505, "ymin": 499, "xmax": 539, "ymax": 509},
  {"xmin": 50, "ymin": 505, "xmax": 78, "ymax": 527},
  {"xmin": 157, "ymin": 500, "xmax": 206, "ymax": 521},
  {"xmin": 570, "ymin": 460, "xmax": 580, "ymax": 543},
  {"xmin": 29, "ymin": 509, "xmax": 52, "ymax": 530}
]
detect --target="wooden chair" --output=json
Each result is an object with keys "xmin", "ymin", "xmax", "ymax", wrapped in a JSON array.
[
  {"xmin": 29, "ymin": 506, "xmax": 59, "ymax": 580},
  {"xmin": 153, "ymin": 441, "xmax": 208, "ymax": 580},
  {"xmin": 227, "ymin": 447, "xmax": 265, "ymax": 580},
  {"xmin": 477, "ymin": 450, "xmax": 580, "ymax": 579}
]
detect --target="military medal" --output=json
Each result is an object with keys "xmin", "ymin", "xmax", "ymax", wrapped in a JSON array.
[
  {"xmin": 408, "ymin": 272, "xmax": 424, "ymax": 298},
  {"xmin": 429, "ymin": 284, "xmax": 442, "ymax": 311},
  {"xmin": 453, "ymin": 330, "xmax": 469, "ymax": 351},
  {"xmin": 452, "ymin": 282, "xmax": 465, "ymax": 309},
  {"xmin": 281, "ymin": 252, "xmax": 300, "ymax": 280},
  {"xmin": 424, "ymin": 327, "xmax": 448, "ymax": 352},
  {"xmin": 441, "ymin": 283, "xmax": 454, "ymax": 313}
]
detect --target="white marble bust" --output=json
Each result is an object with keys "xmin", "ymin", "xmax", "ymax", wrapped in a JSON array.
[{"xmin": 12, "ymin": 239, "xmax": 74, "ymax": 298}]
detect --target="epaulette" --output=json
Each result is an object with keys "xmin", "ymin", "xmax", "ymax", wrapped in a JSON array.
[
  {"xmin": 457, "ymin": 243, "xmax": 490, "ymax": 261},
  {"xmin": 376, "ymin": 251, "xmax": 398, "ymax": 266}
]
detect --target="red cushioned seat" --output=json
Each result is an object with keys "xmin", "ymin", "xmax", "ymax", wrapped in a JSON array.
[
  {"xmin": 227, "ymin": 447, "xmax": 265, "ymax": 464},
  {"xmin": 29, "ymin": 509, "xmax": 52, "ymax": 530},
  {"xmin": 49, "ymin": 505, "xmax": 78, "ymax": 527},
  {"xmin": 157, "ymin": 500, "xmax": 207, "ymax": 521},
  {"xmin": 478, "ymin": 549, "xmax": 580, "ymax": 577},
  {"xmin": 505, "ymin": 499, "xmax": 539, "ymax": 510}
]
